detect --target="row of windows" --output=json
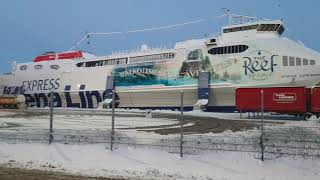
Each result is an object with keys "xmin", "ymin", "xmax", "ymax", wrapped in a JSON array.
[
  {"xmin": 75, "ymin": 53, "xmax": 175, "ymax": 68},
  {"xmin": 283, "ymin": 56, "xmax": 316, "ymax": 66},
  {"xmin": 257, "ymin": 24, "xmax": 285, "ymax": 35},
  {"xmin": 76, "ymin": 58, "xmax": 128, "ymax": 67},
  {"xmin": 223, "ymin": 24, "xmax": 285, "ymax": 35},
  {"xmin": 257, "ymin": 24, "xmax": 280, "ymax": 32},
  {"xmin": 223, "ymin": 24, "xmax": 259, "ymax": 33},
  {"xmin": 129, "ymin": 53, "xmax": 175, "ymax": 64},
  {"xmin": 208, "ymin": 45, "xmax": 249, "ymax": 55},
  {"xmin": 19, "ymin": 64, "xmax": 60, "ymax": 71}
]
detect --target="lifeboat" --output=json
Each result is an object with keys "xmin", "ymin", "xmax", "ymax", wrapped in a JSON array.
[{"xmin": 33, "ymin": 51, "xmax": 84, "ymax": 62}]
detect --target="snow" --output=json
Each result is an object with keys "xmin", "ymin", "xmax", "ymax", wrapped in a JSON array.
[
  {"xmin": 0, "ymin": 142, "xmax": 319, "ymax": 180},
  {"xmin": 0, "ymin": 110, "xmax": 320, "ymax": 179}
]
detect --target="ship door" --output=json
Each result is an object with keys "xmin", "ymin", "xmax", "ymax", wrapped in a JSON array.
[{"xmin": 195, "ymin": 72, "xmax": 210, "ymax": 110}]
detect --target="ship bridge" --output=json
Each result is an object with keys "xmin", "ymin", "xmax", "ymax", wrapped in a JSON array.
[{"xmin": 220, "ymin": 20, "xmax": 285, "ymax": 41}]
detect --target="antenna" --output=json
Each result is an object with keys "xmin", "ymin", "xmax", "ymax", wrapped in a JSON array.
[
  {"xmin": 68, "ymin": 19, "xmax": 205, "ymax": 51},
  {"xmin": 220, "ymin": 9, "xmax": 258, "ymax": 25}
]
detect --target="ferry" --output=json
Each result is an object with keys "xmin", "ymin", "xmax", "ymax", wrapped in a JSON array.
[{"xmin": 1, "ymin": 12, "xmax": 320, "ymax": 111}]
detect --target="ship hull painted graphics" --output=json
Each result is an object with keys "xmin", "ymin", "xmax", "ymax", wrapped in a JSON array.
[{"xmin": 1, "ymin": 36, "xmax": 320, "ymax": 111}]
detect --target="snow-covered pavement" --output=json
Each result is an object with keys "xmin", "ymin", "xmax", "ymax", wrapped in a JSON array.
[{"xmin": 0, "ymin": 142, "xmax": 319, "ymax": 180}]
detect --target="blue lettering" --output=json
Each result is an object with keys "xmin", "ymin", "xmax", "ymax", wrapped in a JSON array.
[
  {"xmin": 65, "ymin": 92, "xmax": 80, "ymax": 108},
  {"xmin": 24, "ymin": 94, "xmax": 35, "ymax": 107},
  {"xmin": 34, "ymin": 93, "xmax": 48, "ymax": 107},
  {"xmin": 79, "ymin": 91, "xmax": 87, "ymax": 108},
  {"xmin": 48, "ymin": 92, "xmax": 62, "ymax": 107},
  {"xmin": 86, "ymin": 91, "xmax": 102, "ymax": 108}
]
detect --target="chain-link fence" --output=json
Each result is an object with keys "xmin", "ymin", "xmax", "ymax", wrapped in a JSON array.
[{"xmin": 0, "ymin": 90, "xmax": 319, "ymax": 161}]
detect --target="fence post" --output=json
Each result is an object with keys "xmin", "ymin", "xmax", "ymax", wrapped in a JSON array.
[
  {"xmin": 110, "ymin": 90, "xmax": 115, "ymax": 151},
  {"xmin": 49, "ymin": 91, "xmax": 54, "ymax": 144},
  {"xmin": 260, "ymin": 90, "xmax": 264, "ymax": 161},
  {"xmin": 180, "ymin": 90, "xmax": 184, "ymax": 157}
]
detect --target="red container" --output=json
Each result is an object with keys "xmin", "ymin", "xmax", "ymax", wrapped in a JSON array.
[
  {"xmin": 311, "ymin": 87, "xmax": 320, "ymax": 113},
  {"xmin": 236, "ymin": 87, "xmax": 307, "ymax": 113}
]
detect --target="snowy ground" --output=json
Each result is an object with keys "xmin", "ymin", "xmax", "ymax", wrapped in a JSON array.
[
  {"xmin": 0, "ymin": 142, "xmax": 319, "ymax": 180},
  {"xmin": 0, "ymin": 109, "xmax": 320, "ymax": 179}
]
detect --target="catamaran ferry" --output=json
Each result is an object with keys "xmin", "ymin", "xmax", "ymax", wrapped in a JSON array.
[{"xmin": 1, "ymin": 13, "xmax": 320, "ymax": 111}]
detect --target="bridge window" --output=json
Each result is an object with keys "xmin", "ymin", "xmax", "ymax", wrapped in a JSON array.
[
  {"xmin": 257, "ymin": 24, "xmax": 285, "ymax": 35},
  {"xmin": 223, "ymin": 24, "xmax": 259, "ymax": 33},
  {"xmin": 303, "ymin": 58, "xmax": 308, "ymax": 66},
  {"xmin": 282, "ymin": 56, "xmax": 288, "ymax": 66},
  {"xmin": 277, "ymin": 25, "xmax": 285, "ymax": 35},
  {"xmin": 208, "ymin": 45, "xmax": 248, "ymax": 55},
  {"xmin": 289, "ymin": 56, "xmax": 295, "ymax": 66},
  {"xmin": 296, "ymin": 58, "xmax": 301, "ymax": 66}
]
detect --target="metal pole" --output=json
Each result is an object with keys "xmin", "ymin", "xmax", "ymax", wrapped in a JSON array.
[
  {"xmin": 260, "ymin": 90, "xmax": 264, "ymax": 161},
  {"xmin": 49, "ymin": 91, "xmax": 54, "ymax": 144},
  {"xmin": 180, "ymin": 90, "xmax": 184, "ymax": 157},
  {"xmin": 110, "ymin": 90, "xmax": 115, "ymax": 151}
]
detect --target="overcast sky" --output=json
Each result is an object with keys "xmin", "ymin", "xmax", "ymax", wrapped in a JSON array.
[{"xmin": 0, "ymin": 0, "xmax": 319, "ymax": 73}]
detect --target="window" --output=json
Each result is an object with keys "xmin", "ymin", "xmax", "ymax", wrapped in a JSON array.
[
  {"xmin": 64, "ymin": 85, "xmax": 71, "ymax": 91},
  {"xmin": 289, "ymin": 56, "xmax": 295, "ymax": 66},
  {"xmin": 50, "ymin": 65, "xmax": 60, "ymax": 70},
  {"xmin": 277, "ymin": 25, "xmax": 285, "ymax": 35},
  {"xmin": 303, "ymin": 58, "xmax": 308, "ymax": 65},
  {"xmin": 257, "ymin": 24, "xmax": 267, "ymax": 31},
  {"xmin": 283, "ymin": 56, "xmax": 288, "ymax": 66},
  {"xmin": 129, "ymin": 53, "xmax": 175, "ymax": 63},
  {"xmin": 296, "ymin": 58, "xmax": 301, "ymax": 66},
  {"xmin": 310, "ymin": 59, "xmax": 316, "ymax": 65},
  {"xmin": 223, "ymin": 24, "xmax": 259, "ymax": 33},
  {"xmin": 34, "ymin": 65, "xmax": 43, "ymax": 70},
  {"xmin": 79, "ymin": 84, "xmax": 85, "ymax": 90},
  {"xmin": 19, "ymin": 65, "xmax": 27, "ymax": 71},
  {"xmin": 208, "ymin": 45, "xmax": 249, "ymax": 55},
  {"xmin": 257, "ymin": 24, "xmax": 285, "ymax": 35},
  {"xmin": 76, "ymin": 62, "xmax": 85, "ymax": 67}
]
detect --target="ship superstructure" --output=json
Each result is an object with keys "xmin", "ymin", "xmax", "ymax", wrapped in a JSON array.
[{"xmin": 1, "ymin": 13, "xmax": 320, "ymax": 111}]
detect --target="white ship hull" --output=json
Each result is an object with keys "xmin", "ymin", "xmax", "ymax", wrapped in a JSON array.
[{"xmin": 1, "ymin": 20, "xmax": 320, "ymax": 111}]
